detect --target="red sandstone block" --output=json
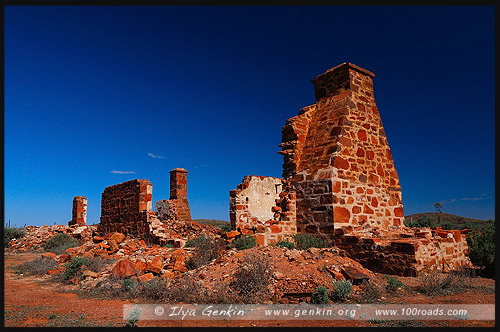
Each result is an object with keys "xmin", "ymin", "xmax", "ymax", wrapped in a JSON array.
[
  {"xmin": 270, "ymin": 225, "xmax": 281, "ymax": 233},
  {"xmin": 363, "ymin": 204, "xmax": 374, "ymax": 214},
  {"xmin": 255, "ymin": 234, "xmax": 265, "ymax": 247},
  {"xmin": 334, "ymin": 156, "xmax": 350, "ymax": 170},
  {"xmin": 334, "ymin": 206, "xmax": 350, "ymax": 223},
  {"xmin": 393, "ymin": 207, "xmax": 404, "ymax": 217},
  {"xmin": 357, "ymin": 129, "xmax": 367, "ymax": 141},
  {"xmin": 138, "ymin": 273, "xmax": 154, "ymax": 283}
]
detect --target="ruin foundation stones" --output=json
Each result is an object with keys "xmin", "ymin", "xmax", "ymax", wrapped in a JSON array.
[{"xmin": 230, "ymin": 62, "xmax": 472, "ymax": 275}]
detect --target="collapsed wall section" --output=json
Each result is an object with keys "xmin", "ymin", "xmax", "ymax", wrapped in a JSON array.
[
  {"xmin": 98, "ymin": 179, "xmax": 154, "ymax": 237},
  {"xmin": 229, "ymin": 175, "xmax": 296, "ymax": 246},
  {"xmin": 334, "ymin": 226, "xmax": 472, "ymax": 276}
]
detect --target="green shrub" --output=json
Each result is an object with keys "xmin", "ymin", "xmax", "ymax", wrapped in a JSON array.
[
  {"xmin": 311, "ymin": 285, "xmax": 330, "ymax": 304},
  {"xmin": 331, "ymin": 279, "xmax": 352, "ymax": 301},
  {"xmin": 292, "ymin": 233, "xmax": 328, "ymax": 250},
  {"xmin": 404, "ymin": 214, "xmax": 434, "ymax": 228},
  {"xmin": 184, "ymin": 235, "xmax": 208, "ymax": 248},
  {"xmin": 4, "ymin": 226, "xmax": 25, "ymax": 247},
  {"xmin": 123, "ymin": 278, "xmax": 137, "ymax": 292},
  {"xmin": 382, "ymin": 275, "xmax": 404, "ymax": 291},
  {"xmin": 271, "ymin": 239, "xmax": 295, "ymax": 249},
  {"xmin": 16, "ymin": 257, "xmax": 58, "ymax": 275},
  {"xmin": 229, "ymin": 235, "xmax": 256, "ymax": 250},
  {"xmin": 467, "ymin": 223, "xmax": 495, "ymax": 278},
  {"xmin": 162, "ymin": 243, "xmax": 173, "ymax": 248},
  {"xmin": 63, "ymin": 256, "xmax": 90, "ymax": 281},
  {"xmin": 43, "ymin": 233, "xmax": 79, "ymax": 254},
  {"xmin": 185, "ymin": 235, "xmax": 225, "ymax": 270}
]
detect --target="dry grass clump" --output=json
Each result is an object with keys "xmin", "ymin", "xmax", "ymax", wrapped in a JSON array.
[{"xmin": 230, "ymin": 251, "xmax": 272, "ymax": 303}]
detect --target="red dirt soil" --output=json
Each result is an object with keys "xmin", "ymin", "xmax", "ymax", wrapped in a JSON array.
[{"xmin": 3, "ymin": 250, "xmax": 495, "ymax": 327}]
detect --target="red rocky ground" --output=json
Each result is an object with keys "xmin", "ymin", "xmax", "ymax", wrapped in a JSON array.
[{"xmin": 3, "ymin": 224, "xmax": 495, "ymax": 327}]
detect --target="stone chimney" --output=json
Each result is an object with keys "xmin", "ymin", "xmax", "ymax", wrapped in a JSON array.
[
  {"xmin": 169, "ymin": 168, "xmax": 188, "ymax": 199},
  {"xmin": 311, "ymin": 62, "xmax": 375, "ymax": 101},
  {"xmin": 169, "ymin": 168, "xmax": 192, "ymax": 221},
  {"xmin": 69, "ymin": 196, "xmax": 87, "ymax": 226}
]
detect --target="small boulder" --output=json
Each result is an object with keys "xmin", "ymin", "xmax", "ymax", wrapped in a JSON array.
[
  {"xmin": 146, "ymin": 256, "xmax": 163, "ymax": 274},
  {"xmin": 41, "ymin": 252, "xmax": 57, "ymax": 260},
  {"xmin": 111, "ymin": 258, "xmax": 135, "ymax": 278},
  {"xmin": 110, "ymin": 232, "xmax": 126, "ymax": 244},
  {"xmin": 138, "ymin": 273, "xmax": 154, "ymax": 283}
]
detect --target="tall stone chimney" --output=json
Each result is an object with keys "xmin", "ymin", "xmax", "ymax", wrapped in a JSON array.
[
  {"xmin": 279, "ymin": 62, "xmax": 404, "ymax": 238},
  {"xmin": 169, "ymin": 168, "xmax": 192, "ymax": 221}
]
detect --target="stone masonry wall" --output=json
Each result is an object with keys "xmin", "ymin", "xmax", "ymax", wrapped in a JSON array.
[
  {"xmin": 230, "ymin": 176, "xmax": 297, "ymax": 246},
  {"xmin": 279, "ymin": 62, "xmax": 404, "ymax": 240},
  {"xmin": 69, "ymin": 196, "xmax": 87, "ymax": 226},
  {"xmin": 334, "ymin": 226, "xmax": 472, "ymax": 276},
  {"xmin": 98, "ymin": 179, "xmax": 153, "ymax": 237}
]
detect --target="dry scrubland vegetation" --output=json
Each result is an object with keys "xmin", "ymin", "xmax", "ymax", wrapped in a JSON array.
[{"xmin": 4, "ymin": 216, "xmax": 495, "ymax": 327}]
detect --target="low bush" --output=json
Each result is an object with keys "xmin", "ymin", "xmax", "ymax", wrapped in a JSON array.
[
  {"xmin": 272, "ymin": 239, "xmax": 295, "ymax": 249},
  {"xmin": 467, "ymin": 223, "xmax": 495, "ymax": 278},
  {"xmin": 167, "ymin": 274, "xmax": 208, "ymax": 303},
  {"xmin": 43, "ymin": 233, "xmax": 79, "ymax": 254},
  {"xmin": 140, "ymin": 277, "xmax": 168, "ymax": 301},
  {"xmin": 63, "ymin": 256, "xmax": 90, "ymax": 281},
  {"xmin": 331, "ymin": 279, "xmax": 352, "ymax": 301},
  {"xmin": 185, "ymin": 235, "xmax": 225, "ymax": 270},
  {"xmin": 404, "ymin": 214, "xmax": 434, "ymax": 228},
  {"xmin": 418, "ymin": 270, "xmax": 454, "ymax": 295},
  {"xmin": 4, "ymin": 226, "xmax": 25, "ymax": 247},
  {"xmin": 311, "ymin": 285, "xmax": 330, "ymax": 304},
  {"xmin": 84, "ymin": 256, "xmax": 112, "ymax": 273},
  {"xmin": 382, "ymin": 275, "xmax": 404, "ymax": 292},
  {"xmin": 230, "ymin": 251, "xmax": 272, "ymax": 303},
  {"xmin": 16, "ymin": 257, "xmax": 58, "ymax": 276},
  {"xmin": 292, "ymin": 233, "xmax": 328, "ymax": 250},
  {"xmin": 359, "ymin": 279, "xmax": 385, "ymax": 303},
  {"xmin": 229, "ymin": 235, "xmax": 256, "ymax": 250}
]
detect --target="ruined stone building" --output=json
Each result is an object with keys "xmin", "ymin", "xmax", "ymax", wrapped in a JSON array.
[
  {"xmin": 97, "ymin": 168, "xmax": 193, "ymax": 246},
  {"xmin": 230, "ymin": 62, "xmax": 471, "ymax": 275}
]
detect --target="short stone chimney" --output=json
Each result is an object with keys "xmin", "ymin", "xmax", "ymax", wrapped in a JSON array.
[
  {"xmin": 169, "ymin": 168, "xmax": 188, "ymax": 199},
  {"xmin": 311, "ymin": 62, "xmax": 375, "ymax": 101},
  {"xmin": 69, "ymin": 196, "xmax": 87, "ymax": 226}
]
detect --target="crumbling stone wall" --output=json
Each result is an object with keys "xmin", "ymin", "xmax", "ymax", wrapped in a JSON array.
[
  {"xmin": 69, "ymin": 196, "xmax": 87, "ymax": 226},
  {"xmin": 230, "ymin": 176, "xmax": 297, "ymax": 246},
  {"xmin": 334, "ymin": 226, "xmax": 472, "ymax": 276},
  {"xmin": 98, "ymin": 179, "xmax": 153, "ymax": 236},
  {"xmin": 279, "ymin": 62, "xmax": 404, "ymax": 239}
]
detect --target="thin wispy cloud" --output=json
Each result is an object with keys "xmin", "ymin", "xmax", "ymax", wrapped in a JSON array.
[
  {"xmin": 460, "ymin": 196, "xmax": 493, "ymax": 201},
  {"xmin": 110, "ymin": 170, "xmax": 136, "ymax": 174},
  {"xmin": 148, "ymin": 152, "xmax": 164, "ymax": 159}
]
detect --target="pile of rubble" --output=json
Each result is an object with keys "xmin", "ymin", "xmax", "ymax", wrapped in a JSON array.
[{"xmin": 7, "ymin": 223, "xmax": 378, "ymax": 304}]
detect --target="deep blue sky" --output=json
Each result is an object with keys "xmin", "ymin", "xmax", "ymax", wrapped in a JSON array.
[{"xmin": 4, "ymin": 6, "xmax": 495, "ymax": 226}]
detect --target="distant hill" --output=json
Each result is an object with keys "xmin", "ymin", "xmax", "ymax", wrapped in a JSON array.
[
  {"xmin": 404, "ymin": 212, "xmax": 493, "ymax": 231},
  {"xmin": 192, "ymin": 219, "xmax": 231, "ymax": 232},
  {"xmin": 404, "ymin": 212, "xmax": 488, "ymax": 224}
]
